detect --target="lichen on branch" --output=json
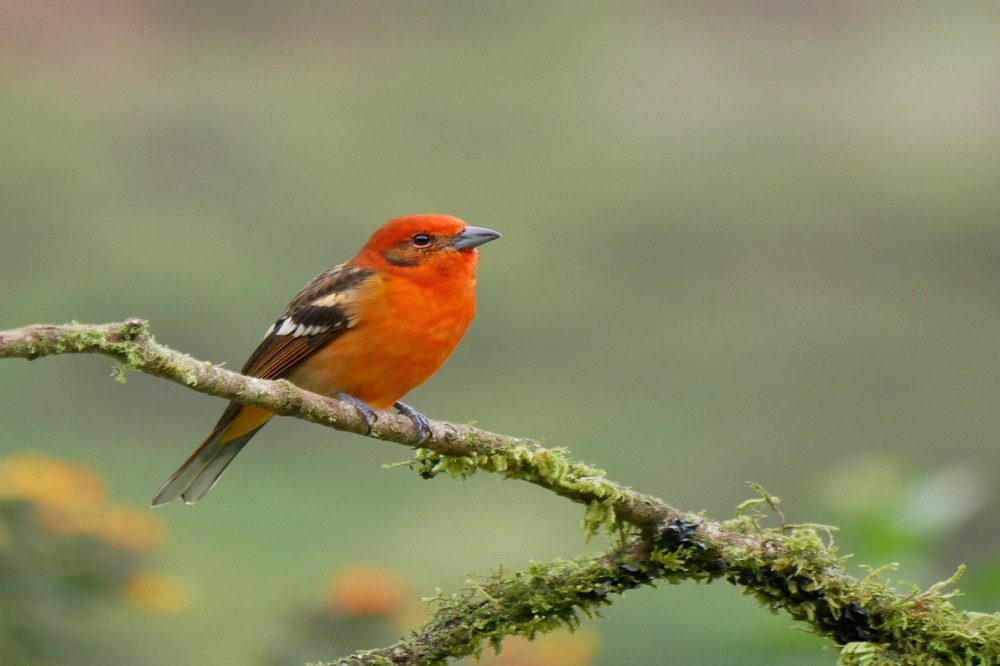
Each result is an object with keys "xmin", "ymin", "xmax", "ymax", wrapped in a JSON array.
[{"xmin": 2, "ymin": 320, "xmax": 999, "ymax": 665}]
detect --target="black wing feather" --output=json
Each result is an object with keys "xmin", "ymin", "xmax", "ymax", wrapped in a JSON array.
[{"xmin": 239, "ymin": 263, "xmax": 375, "ymax": 379}]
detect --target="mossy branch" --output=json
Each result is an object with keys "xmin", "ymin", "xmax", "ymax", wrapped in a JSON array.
[
  {"xmin": 2, "ymin": 319, "xmax": 999, "ymax": 665},
  {"xmin": 321, "ymin": 545, "xmax": 649, "ymax": 665}
]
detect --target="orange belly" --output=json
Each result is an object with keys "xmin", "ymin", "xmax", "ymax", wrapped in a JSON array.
[{"xmin": 285, "ymin": 276, "xmax": 476, "ymax": 409}]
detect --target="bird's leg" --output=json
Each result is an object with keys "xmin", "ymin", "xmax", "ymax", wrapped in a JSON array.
[
  {"xmin": 335, "ymin": 392, "xmax": 378, "ymax": 434},
  {"xmin": 393, "ymin": 401, "xmax": 432, "ymax": 443}
]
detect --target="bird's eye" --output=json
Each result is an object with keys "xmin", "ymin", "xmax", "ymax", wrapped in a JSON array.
[{"xmin": 412, "ymin": 233, "xmax": 432, "ymax": 247}]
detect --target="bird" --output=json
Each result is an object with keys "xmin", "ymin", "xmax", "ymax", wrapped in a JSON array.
[{"xmin": 151, "ymin": 214, "xmax": 500, "ymax": 507}]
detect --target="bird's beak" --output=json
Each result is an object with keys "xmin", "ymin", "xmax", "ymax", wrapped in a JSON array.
[{"xmin": 452, "ymin": 226, "xmax": 501, "ymax": 250}]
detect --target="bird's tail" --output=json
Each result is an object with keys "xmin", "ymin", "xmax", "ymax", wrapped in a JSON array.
[{"xmin": 151, "ymin": 404, "xmax": 273, "ymax": 507}]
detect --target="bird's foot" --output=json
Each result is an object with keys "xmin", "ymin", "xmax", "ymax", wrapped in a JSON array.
[
  {"xmin": 335, "ymin": 392, "xmax": 378, "ymax": 434},
  {"xmin": 394, "ymin": 401, "xmax": 432, "ymax": 443}
]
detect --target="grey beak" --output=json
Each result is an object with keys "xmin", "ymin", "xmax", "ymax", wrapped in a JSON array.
[{"xmin": 452, "ymin": 226, "xmax": 501, "ymax": 250}]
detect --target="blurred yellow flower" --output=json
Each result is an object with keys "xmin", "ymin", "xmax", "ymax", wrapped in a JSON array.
[
  {"xmin": 124, "ymin": 573, "xmax": 193, "ymax": 614},
  {"xmin": 98, "ymin": 506, "xmax": 166, "ymax": 552},
  {"xmin": 0, "ymin": 453, "xmax": 106, "ymax": 511},
  {"xmin": 2, "ymin": 453, "xmax": 108, "ymax": 538},
  {"xmin": 327, "ymin": 565, "xmax": 409, "ymax": 617},
  {"xmin": 0, "ymin": 452, "xmax": 167, "ymax": 550},
  {"xmin": 34, "ymin": 503, "xmax": 99, "ymax": 535}
]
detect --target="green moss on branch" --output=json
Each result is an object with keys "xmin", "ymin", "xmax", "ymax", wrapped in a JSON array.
[{"xmin": 3, "ymin": 320, "xmax": 1000, "ymax": 664}]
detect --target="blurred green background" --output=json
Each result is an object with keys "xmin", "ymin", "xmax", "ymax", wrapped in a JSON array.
[{"xmin": 2, "ymin": 1, "xmax": 1000, "ymax": 664}]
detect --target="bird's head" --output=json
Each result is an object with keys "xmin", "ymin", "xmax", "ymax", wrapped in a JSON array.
[{"xmin": 358, "ymin": 214, "xmax": 501, "ymax": 279}]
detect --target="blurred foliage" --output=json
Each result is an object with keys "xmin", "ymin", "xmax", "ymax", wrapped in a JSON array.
[
  {"xmin": 1, "ymin": 1, "xmax": 999, "ymax": 664},
  {"xmin": 818, "ymin": 457, "xmax": 990, "ymax": 568},
  {"xmin": 0, "ymin": 453, "xmax": 186, "ymax": 665}
]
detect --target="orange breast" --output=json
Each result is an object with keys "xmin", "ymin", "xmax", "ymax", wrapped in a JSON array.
[{"xmin": 286, "ymin": 273, "xmax": 476, "ymax": 409}]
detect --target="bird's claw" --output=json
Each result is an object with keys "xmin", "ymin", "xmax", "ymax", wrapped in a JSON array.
[
  {"xmin": 394, "ymin": 401, "xmax": 432, "ymax": 443},
  {"xmin": 333, "ymin": 393, "xmax": 431, "ymax": 442},
  {"xmin": 336, "ymin": 392, "xmax": 378, "ymax": 434}
]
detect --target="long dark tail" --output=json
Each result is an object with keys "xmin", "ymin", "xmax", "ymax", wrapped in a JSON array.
[{"xmin": 151, "ymin": 403, "xmax": 271, "ymax": 507}]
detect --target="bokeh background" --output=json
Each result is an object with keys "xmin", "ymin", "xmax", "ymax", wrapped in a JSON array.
[{"xmin": 2, "ymin": 2, "xmax": 1000, "ymax": 664}]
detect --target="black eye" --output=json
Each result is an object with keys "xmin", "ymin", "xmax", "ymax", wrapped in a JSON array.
[{"xmin": 412, "ymin": 233, "xmax": 432, "ymax": 247}]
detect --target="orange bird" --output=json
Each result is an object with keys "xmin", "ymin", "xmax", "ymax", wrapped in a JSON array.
[{"xmin": 151, "ymin": 214, "xmax": 500, "ymax": 507}]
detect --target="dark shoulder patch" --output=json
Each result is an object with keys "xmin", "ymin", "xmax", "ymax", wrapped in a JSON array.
[{"xmin": 239, "ymin": 262, "xmax": 375, "ymax": 378}]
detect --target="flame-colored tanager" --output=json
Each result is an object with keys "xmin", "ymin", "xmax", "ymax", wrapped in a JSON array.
[{"xmin": 152, "ymin": 214, "xmax": 500, "ymax": 507}]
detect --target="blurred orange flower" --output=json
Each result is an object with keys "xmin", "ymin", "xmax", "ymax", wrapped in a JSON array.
[
  {"xmin": 124, "ymin": 573, "xmax": 193, "ymax": 614},
  {"xmin": 327, "ymin": 565, "xmax": 409, "ymax": 617},
  {"xmin": 479, "ymin": 631, "xmax": 598, "ymax": 666}
]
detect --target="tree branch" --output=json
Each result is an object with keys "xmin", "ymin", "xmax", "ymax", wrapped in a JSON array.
[{"xmin": 2, "ymin": 319, "xmax": 999, "ymax": 665}]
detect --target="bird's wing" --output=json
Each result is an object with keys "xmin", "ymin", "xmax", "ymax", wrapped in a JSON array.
[{"xmin": 240, "ymin": 262, "xmax": 376, "ymax": 380}]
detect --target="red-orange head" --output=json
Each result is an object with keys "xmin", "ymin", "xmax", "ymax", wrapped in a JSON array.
[{"xmin": 355, "ymin": 214, "xmax": 501, "ymax": 280}]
